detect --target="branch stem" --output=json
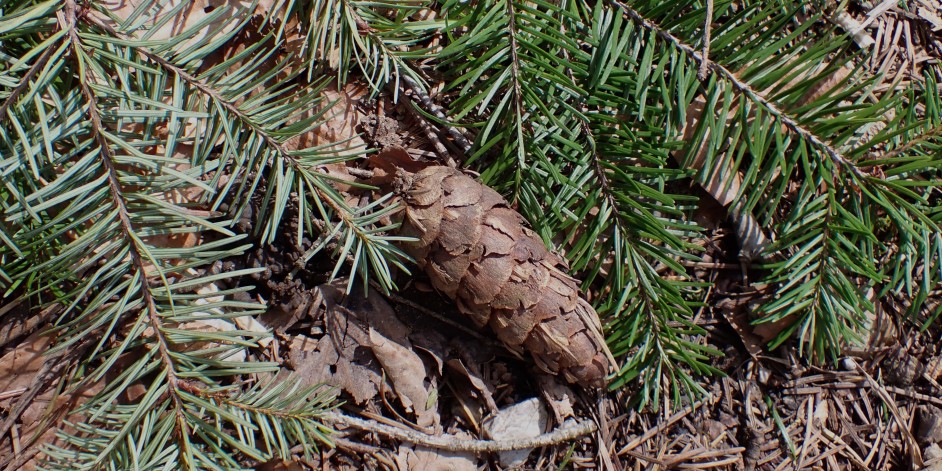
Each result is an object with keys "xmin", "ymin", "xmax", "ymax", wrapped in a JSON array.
[
  {"xmin": 61, "ymin": 0, "xmax": 190, "ymax": 454},
  {"xmin": 0, "ymin": 39, "xmax": 61, "ymax": 121},
  {"xmin": 324, "ymin": 410, "xmax": 597, "ymax": 452},
  {"xmin": 698, "ymin": 0, "xmax": 712, "ymax": 81}
]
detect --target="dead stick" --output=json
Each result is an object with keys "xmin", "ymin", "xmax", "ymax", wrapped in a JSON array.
[
  {"xmin": 404, "ymin": 96, "xmax": 458, "ymax": 168},
  {"xmin": 323, "ymin": 411, "xmax": 596, "ymax": 452},
  {"xmin": 1, "ymin": 444, "xmax": 39, "ymax": 471},
  {"xmin": 884, "ymin": 385, "xmax": 942, "ymax": 408}
]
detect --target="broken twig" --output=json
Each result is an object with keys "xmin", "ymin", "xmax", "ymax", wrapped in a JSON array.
[{"xmin": 324, "ymin": 410, "xmax": 596, "ymax": 452}]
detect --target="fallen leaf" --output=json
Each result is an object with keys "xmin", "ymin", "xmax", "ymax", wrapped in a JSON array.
[
  {"xmin": 369, "ymin": 327, "xmax": 438, "ymax": 429},
  {"xmin": 321, "ymin": 282, "xmax": 440, "ymax": 429},
  {"xmin": 444, "ymin": 355, "xmax": 498, "ymax": 432},
  {"xmin": 260, "ymin": 286, "xmax": 323, "ymax": 333},
  {"xmin": 399, "ymin": 443, "xmax": 477, "ymax": 471},
  {"xmin": 0, "ymin": 333, "xmax": 101, "ymax": 469},
  {"xmin": 537, "ymin": 375, "xmax": 576, "ymax": 423},
  {"xmin": 0, "ymin": 333, "xmax": 51, "ymax": 397},
  {"xmin": 862, "ymin": 287, "xmax": 897, "ymax": 353},
  {"xmin": 287, "ymin": 82, "xmax": 370, "ymax": 156},
  {"xmin": 716, "ymin": 297, "xmax": 765, "ymax": 358},
  {"xmin": 288, "ymin": 334, "xmax": 381, "ymax": 405}
]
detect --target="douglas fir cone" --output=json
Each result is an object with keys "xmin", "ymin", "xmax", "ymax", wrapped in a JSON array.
[{"xmin": 396, "ymin": 166, "xmax": 614, "ymax": 387}]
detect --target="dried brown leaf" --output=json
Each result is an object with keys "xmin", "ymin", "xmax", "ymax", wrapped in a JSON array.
[
  {"xmin": 288, "ymin": 334, "xmax": 381, "ymax": 404},
  {"xmin": 716, "ymin": 297, "xmax": 765, "ymax": 358},
  {"xmin": 288, "ymin": 281, "xmax": 443, "ymax": 419},
  {"xmin": 321, "ymin": 282, "xmax": 439, "ymax": 428},
  {"xmin": 288, "ymin": 82, "xmax": 370, "ymax": 155},
  {"xmin": 369, "ymin": 327, "xmax": 438, "ymax": 429},
  {"xmin": 399, "ymin": 444, "xmax": 477, "ymax": 471},
  {"xmin": 0, "ymin": 333, "xmax": 101, "ymax": 469},
  {"xmin": 0, "ymin": 333, "xmax": 51, "ymax": 402}
]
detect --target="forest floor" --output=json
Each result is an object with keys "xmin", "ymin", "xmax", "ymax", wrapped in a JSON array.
[
  {"xmin": 221, "ymin": 84, "xmax": 942, "ymax": 470},
  {"xmin": 3, "ymin": 1, "xmax": 942, "ymax": 470}
]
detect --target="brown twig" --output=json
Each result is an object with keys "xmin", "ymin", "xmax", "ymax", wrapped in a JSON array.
[
  {"xmin": 884, "ymin": 385, "xmax": 942, "ymax": 408},
  {"xmin": 401, "ymin": 94, "xmax": 458, "ymax": 167},
  {"xmin": 323, "ymin": 410, "xmax": 596, "ymax": 452},
  {"xmin": 346, "ymin": 167, "xmax": 375, "ymax": 179},
  {"xmin": 1, "ymin": 444, "xmax": 40, "ymax": 471}
]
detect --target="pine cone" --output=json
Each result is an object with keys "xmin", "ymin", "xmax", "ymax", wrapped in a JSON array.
[{"xmin": 397, "ymin": 166, "xmax": 614, "ymax": 387}]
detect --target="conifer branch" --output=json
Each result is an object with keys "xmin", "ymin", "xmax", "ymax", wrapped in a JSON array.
[
  {"xmin": 879, "ymin": 122, "xmax": 942, "ymax": 160},
  {"xmin": 84, "ymin": 11, "xmax": 406, "ymax": 293},
  {"xmin": 61, "ymin": 0, "xmax": 191, "ymax": 456},
  {"xmin": 504, "ymin": 0, "xmax": 527, "ymax": 194},
  {"xmin": 0, "ymin": 38, "xmax": 61, "ymax": 121},
  {"xmin": 609, "ymin": 0, "xmax": 867, "ymax": 180}
]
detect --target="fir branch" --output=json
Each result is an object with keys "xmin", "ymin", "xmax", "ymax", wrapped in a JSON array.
[
  {"xmin": 61, "ymin": 0, "xmax": 192, "ymax": 458},
  {"xmin": 609, "ymin": 0, "xmax": 866, "ymax": 180},
  {"xmin": 266, "ymin": 0, "xmax": 435, "ymax": 91},
  {"xmin": 575, "ymin": 113, "xmax": 706, "ymax": 398},
  {"xmin": 2, "ymin": 1, "xmax": 344, "ymax": 466},
  {"xmin": 85, "ymin": 10, "xmax": 408, "ymax": 294},
  {"xmin": 879, "ymin": 122, "xmax": 942, "ymax": 161},
  {"xmin": 0, "ymin": 36, "xmax": 61, "ymax": 120}
]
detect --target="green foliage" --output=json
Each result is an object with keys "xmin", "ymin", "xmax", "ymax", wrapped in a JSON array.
[
  {"xmin": 0, "ymin": 0, "xmax": 405, "ymax": 467},
  {"xmin": 44, "ymin": 379, "xmax": 336, "ymax": 469},
  {"xmin": 436, "ymin": 0, "xmax": 718, "ymax": 406},
  {"xmin": 2, "ymin": 0, "xmax": 941, "ymax": 464},
  {"xmin": 263, "ymin": 0, "xmax": 444, "ymax": 90},
  {"xmin": 430, "ymin": 0, "xmax": 941, "ymax": 403}
]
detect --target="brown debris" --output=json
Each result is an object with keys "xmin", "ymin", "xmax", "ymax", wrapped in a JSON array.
[{"xmin": 396, "ymin": 166, "xmax": 614, "ymax": 387}]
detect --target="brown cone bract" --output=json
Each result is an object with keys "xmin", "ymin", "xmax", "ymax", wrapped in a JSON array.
[{"xmin": 398, "ymin": 166, "xmax": 613, "ymax": 387}]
